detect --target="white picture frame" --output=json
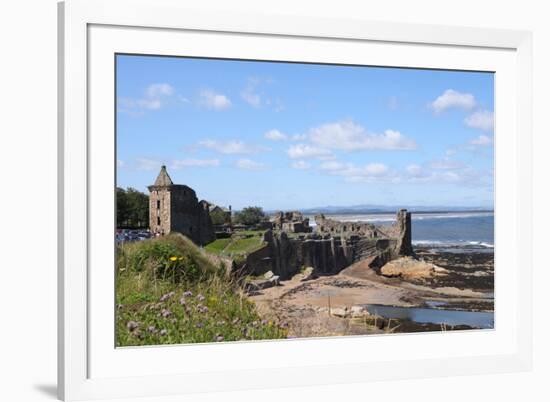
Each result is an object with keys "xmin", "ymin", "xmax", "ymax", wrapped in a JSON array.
[{"xmin": 58, "ymin": 0, "xmax": 533, "ymax": 400}]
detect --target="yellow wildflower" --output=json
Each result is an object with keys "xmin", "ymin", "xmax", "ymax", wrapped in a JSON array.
[{"xmin": 169, "ymin": 256, "xmax": 177, "ymax": 261}]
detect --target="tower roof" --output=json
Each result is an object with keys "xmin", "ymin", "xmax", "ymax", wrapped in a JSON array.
[{"xmin": 153, "ymin": 165, "xmax": 173, "ymax": 187}]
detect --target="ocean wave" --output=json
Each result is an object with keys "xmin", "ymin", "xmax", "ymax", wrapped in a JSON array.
[
  {"xmin": 413, "ymin": 240, "xmax": 494, "ymax": 248},
  {"xmin": 310, "ymin": 211, "xmax": 493, "ymax": 224}
]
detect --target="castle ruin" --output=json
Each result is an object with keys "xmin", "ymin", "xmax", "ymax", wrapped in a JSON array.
[
  {"xmin": 148, "ymin": 166, "xmax": 215, "ymax": 246},
  {"xmin": 273, "ymin": 211, "xmax": 312, "ymax": 233}
]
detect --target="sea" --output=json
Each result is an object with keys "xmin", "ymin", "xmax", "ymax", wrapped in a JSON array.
[{"xmin": 306, "ymin": 211, "xmax": 494, "ymax": 251}]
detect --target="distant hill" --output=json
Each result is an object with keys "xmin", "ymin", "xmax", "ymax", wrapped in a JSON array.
[{"xmin": 266, "ymin": 205, "xmax": 494, "ymax": 215}]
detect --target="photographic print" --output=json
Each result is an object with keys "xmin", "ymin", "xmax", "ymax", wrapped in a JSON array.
[{"xmin": 115, "ymin": 55, "xmax": 494, "ymax": 347}]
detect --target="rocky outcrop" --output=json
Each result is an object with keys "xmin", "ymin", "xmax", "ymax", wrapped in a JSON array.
[{"xmin": 380, "ymin": 256, "xmax": 448, "ymax": 279}]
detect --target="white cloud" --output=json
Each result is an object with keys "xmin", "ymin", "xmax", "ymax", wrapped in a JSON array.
[
  {"xmin": 429, "ymin": 158, "xmax": 466, "ymax": 170},
  {"xmin": 199, "ymin": 140, "xmax": 268, "ymax": 155},
  {"xmin": 118, "ymin": 83, "xmax": 176, "ymax": 113},
  {"xmin": 319, "ymin": 160, "xmax": 392, "ymax": 182},
  {"xmin": 291, "ymin": 133, "xmax": 307, "ymax": 141},
  {"xmin": 308, "ymin": 120, "xmax": 416, "ymax": 151},
  {"xmin": 236, "ymin": 159, "xmax": 266, "ymax": 171},
  {"xmin": 403, "ymin": 162, "xmax": 491, "ymax": 187},
  {"xmin": 286, "ymin": 144, "xmax": 333, "ymax": 159},
  {"xmin": 264, "ymin": 129, "xmax": 288, "ymax": 141},
  {"xmin": 445, "ymin": 149, "xmax": 457, "ymax": 156},
  {"xmin": 470, "ymin": 135, "xmax": 493, "ymax": 146},
  {"xmin": 170, "ymin": 159, "xmax": 220, "ymax": 169},
  {"xmin": 320, "ymin": 161, "xmax": 345, "ymax": 171},
  {"xmin": 135, "ymin": 98, "xmax": 162, "ymax": 110},
  {"xmin": 199, "ymin": 89, "xmax": 231, "ymax": 110},
  {"xmin": 240, "ymin": 77, "xmax": 283, "ymax": 111},
  {"xmin": 146, "ymin": 83, "xmax": 174, "ymax": 98},
  {"xmin": 406, "ymin": 164, "xmax": 424, "ymax": 177},
  {"xmin": 241, "ymin": 77, "xmax": 262, "ymax": 108},
  {"xmin": 291, "ymin": 160, "xmax": 311, "ymax": 170},
  {"xmin": 465, "ymin": 110, "xmax": 494, "ymax": 131},
  {"xmin": 430, "ymin": 89, "xmax": 476, "ymax": 114}
]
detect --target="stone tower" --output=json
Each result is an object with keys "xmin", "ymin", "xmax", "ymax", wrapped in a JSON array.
[
  {"xmin": 148, "ymin": 166, "xmax": 215, "ymax": 246},
  {"xmin": 395, "ymin": 209, "xmax": 413, "ymax": 256}
]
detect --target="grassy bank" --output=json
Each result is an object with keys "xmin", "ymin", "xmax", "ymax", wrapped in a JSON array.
[
  {"xmin": 204, "ymin": 230, "xmax": 266, "ymax": 257},
  {"xmin": 116, "ymin": 233, "xmax": 287, "ymax": 346}
]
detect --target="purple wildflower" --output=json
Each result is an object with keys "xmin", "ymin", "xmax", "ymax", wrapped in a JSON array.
[
  {"xmin": 196, "ymin": 322, "xmax": 204, "ymax": 328},
  {"xmin": 197, "ymin": 304, "xmax": 209, "ymax": 314},
  {"xmin": 147, "ymin": 326, "xmax": 157, "ymax": 333},
  {"xmin": 127, "ymin": 321, "xmax": 139, "ymax": 332},
  {"xmin": 261, "ymin": 319, "xmax": 268, "ymax": 326},
  {"xmin": 197, "ymin": 294, "xmax": 206, "ymax": 302},
  {"xmin": 159, "ymin": 329, "xmax": 167, "ymax": 336},
  {"xmin": 161, "ymin": 309, "xmax": 172, "ymax": 318},
  {"xmin": 215, "ymin": 335, "xmax": 224, "ymax": 342},
  {"xmin": 159, "ymin": 291, "xmax": 175, "ymax": 302},
  {"xmin": 179, "ymin": 297, "xmax": 186, "ymax": 305},
  {"xmin": 183, "ymin": 291, "xmax": 193, "ymax": 297}
]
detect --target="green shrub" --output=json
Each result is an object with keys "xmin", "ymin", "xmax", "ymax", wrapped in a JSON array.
[{"xmin": 116, "ymin": 233, "xmax": 287, "ymax": 346}]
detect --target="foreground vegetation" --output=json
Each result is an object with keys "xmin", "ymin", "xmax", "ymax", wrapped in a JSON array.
[{"xmin": 116, "ymin": 233, "xmax": 287, "ymax": 346}]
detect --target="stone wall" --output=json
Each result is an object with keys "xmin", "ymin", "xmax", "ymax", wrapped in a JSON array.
[
  {"xmin": 239, "ymin": 209, "xmax": 413, "ymax": 279},
  {"xmin": 148, "ymin": 166, "xmax": 215, "ymax": 246},
  {"xmin": 149, "ymin": 188, "xmax": 172, "ymax": 236},
  {"xmin": 314, "ymin": 214, "xmax": 385, "ymax": 238},
  {"xmin": 240, "ymin": 232, "xmax": 400, "ymax": 279},
  {"xmin": 273, "ymin": 211, "xmax": 312, "ymax": 233}
]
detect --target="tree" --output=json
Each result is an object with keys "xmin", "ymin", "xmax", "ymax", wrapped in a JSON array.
[
  {"xmin": 233, "ymin": 206, "xmax": 266, "ymax": 226},
  {"xmin": 117, "ymin": 187, "xmax": 149, "ymax": 228},
  {"xmin": 116, "ymin": 187, "xmax": 130, "ymax": 227},
  {"xmin": 210, "ymin": 208, "xmax": 229, "ymax": 225}
]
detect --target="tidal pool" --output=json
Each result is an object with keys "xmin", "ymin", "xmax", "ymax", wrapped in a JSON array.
[{"xmin": 363, "ymin": 304, "xmax": 494, "ymax": 329}]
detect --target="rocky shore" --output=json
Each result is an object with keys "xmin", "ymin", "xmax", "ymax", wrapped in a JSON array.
[{"xmin": 248, "ymin": 246, "xmax": 494, "ymax": 338}]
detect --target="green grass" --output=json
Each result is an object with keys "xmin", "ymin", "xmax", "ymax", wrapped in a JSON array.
[
  {"xmin": 203, "ymin": 238, "xmax": 232, "ymax": 255},
  {"xmin": 237, "ymin": 230, "xmax": 265, "ymax": 237},
  {"xmin": 224, "ymin": 236, "xmax": 264, "ymax": 254},
  {"xmin": 203, "ymin": 231, "xmax": 266, "ymax": 257},
  {"xmin": 116, "ymin": 233, "xmax": 287, "ymax": 346}
]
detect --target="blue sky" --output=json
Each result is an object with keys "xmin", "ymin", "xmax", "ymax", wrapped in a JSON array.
[{"xmin": 116, "ymin": 55, "xmax": 494, "ymax": 210}]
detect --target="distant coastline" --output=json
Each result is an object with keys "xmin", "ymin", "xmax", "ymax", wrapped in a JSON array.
[{"xmin": 265, "ymin": 206, "xmax": 494, "ymax": 215}]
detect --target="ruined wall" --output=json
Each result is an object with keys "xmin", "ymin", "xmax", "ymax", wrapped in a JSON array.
[
  {"xmin": 395, "ymin": 209, "xmax": 413, "ymax": 256},
  {"xmin": 314, "ymin": 214, "xmax": 383, "ymax": 237},
  {"xmin": 273, "ymin": 211, "xmax": 312, "ymax": 233},
  {"xmin": 149, "ymin": 184, "xmax": 215, "ymax": 245},
  {"xmin": 239, "ymin": 232, "xmax": 397, "ymax": 279},
  {"xmin": 169, "ymin": 186, "xmax": 215, "ymax": 245},
  {"xmin": 239, "ymin": 210, "xmax": 413, "ymax": 279}
]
